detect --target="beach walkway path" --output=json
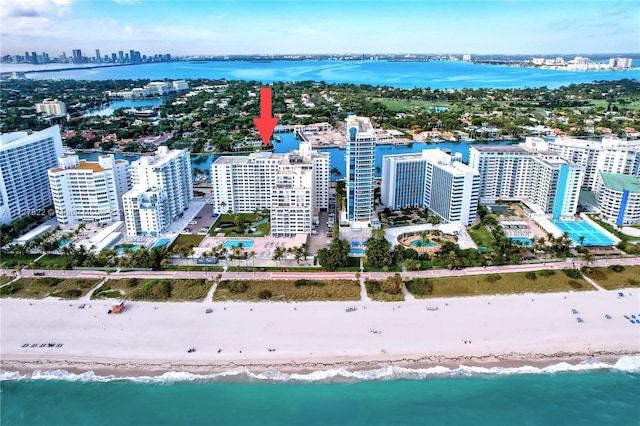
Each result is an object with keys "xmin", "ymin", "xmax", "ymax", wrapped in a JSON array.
[
  {"xmin": 582, "ymin": 274, "xmax": 606, "ymax": 292},
  {"xmin": 401, "ymin": 285, "xmax": 416, "ymax": 302},
  {"xmin": 358, "ymin": 276, "xmax": 371, "ymax": 302}
]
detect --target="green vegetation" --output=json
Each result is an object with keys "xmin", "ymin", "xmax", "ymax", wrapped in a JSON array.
[
  {"xmin": 0, "ymin": 255, "xmax": 39, "ymax": 268},
  {"xmin": 364, "ymin": 274, "xmax": 405, "ymax": 302},
  {"xmin": 0, "ymin": 277, "xmax": 100, "ymax": 299},
  {"xmin": 583, "ymin": 265, "xmax": 640, "ymax": 290},
  {"xmin": 211, "ymin": 213, "xmax": 270, "ymax": 237},
  {"xmin": 468, "ymin": 225, "xmax": 497, "ymax": 248},
  {"xmin": 213, "ymin": 279, "xmax": 360, "ymax": 301},
  {"xmin": 0, "ymin": 275, "xmax": 14, "ymax": 285},
  {"xmin": 409, "ymin": 269, "xmax": 593, "ymax": 298},
  {"xmin": 35, "ymin": 255, "xmax": 74, "ymax": 269},
  {"xmin": 107, "ymin": 278, "xmax": 212, "ymax": 301},
  {"xmin": 170, "ymin": 234, "xmax": 205, "ymax": 250}
]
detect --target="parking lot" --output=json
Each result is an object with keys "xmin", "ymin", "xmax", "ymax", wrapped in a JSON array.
[{"xmin": 182, "ymin": 203, "xmax": 217, "ymax": 235}]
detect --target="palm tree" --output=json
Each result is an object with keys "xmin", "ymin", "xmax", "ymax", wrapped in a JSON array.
[
  {"xmin": 577, "ymin": 235, "xmax": 585, "ymax": 247},
  {"xmin": 77, "ymin": 223, "xmax": 87, "ymax": 236},
  {"xmin": 330, "ymin": 167, "xmax": 342, "ymax": 179},
  {"xmin": 581, "ymin": 251, "xmax": 595, "ymax": 269}
]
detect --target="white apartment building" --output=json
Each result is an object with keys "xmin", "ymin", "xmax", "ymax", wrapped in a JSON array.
[
  {"xmin": 345, "ymin": 115, "xmax": 376, "ymax": 221},
  {"xmin": 596, "ymin": 172, "xmax": 640, "ymax": 226},
  {"xmin": 382, "ymin": 149, "xmax": 479, "ymax": 226},
  {"xmin": 469, "ymin": 145, "xmax": 584, "ymax": 219},
  {"xmin": 211, "ymin": 141, "xmax": 329, "ymax": 235},
  {"xmin": 525, "ymin": 136, "xmax": 640, "ymax": 191},
  {"xmin": 107, "ymin": 80, "xmax": 189, "ymax": 99},
  {"xmin": 35, "ymin": 99, "xmax": 67, "ymax": 116},
  {"xmin": 0, "ymin": 125, "xmax": 64, "ymax": 224},
  {"xmin": 48, "ymin": 155, "xmax": 130, "ymax": 225},
  {"xmin": 271, "ymin": 168, "xmax": 314, "ymax": 237},
  {"xmin": 123, "ymin": 147, "xmax": 192, "ymax": 235},
  {"xmin": 122, "ymin": 188, "xmax": 170, "ymax": 236}
]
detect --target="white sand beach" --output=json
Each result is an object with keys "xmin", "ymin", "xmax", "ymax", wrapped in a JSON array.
[{"xmin": 1, "ymin": 289, "xmax": 639, "ymax": 375}]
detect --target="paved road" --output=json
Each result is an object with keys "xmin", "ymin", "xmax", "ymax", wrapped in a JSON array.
[{"xmin": 4, "ymin": 257, "xmax": 640, "ymax": 282}]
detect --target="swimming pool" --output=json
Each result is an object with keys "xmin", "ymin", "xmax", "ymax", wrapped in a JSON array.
[
  {"xmin": 117, "ymin": 245, "xmax": 140, "ymax": 253},
  {"xmin": 510, "ymin": 237, "xmax": 533, "ymax": 246},
  {"xmin": 349, "ymin": 248, "xmax": 366, "ymax": 256},
  {"xmin": 58, "ymin": 239, "xmax": 71, "ymax": 247},
  {"xmin": 224, "ymin": 240, "xmax": 255, "ymax": 249},
  {"xmin": 153, "ymin": 238, "xmax": 171, "ymax": 248},
  {"xmin": 409, "ymin": 239, "xmax": 437, "ymax": 247},
  {"xmin": 552, "ymin": 221, "xmax": 615, "ymax": 247}
]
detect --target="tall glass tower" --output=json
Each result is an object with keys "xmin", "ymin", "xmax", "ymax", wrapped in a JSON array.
[{"xmin": 345, "ymin": 115, "xmax": 376, "ymax": 221}]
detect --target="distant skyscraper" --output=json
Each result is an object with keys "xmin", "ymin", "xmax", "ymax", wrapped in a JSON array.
[
  {"xmin": 111, "ymin": 53, "xmax": 117, "ymax": 62},
  {"xmin": 73, "ymin": 49, "xmax": 83, "ymax": 64},
  {"xmin": 31, "ymin": 52, "xmax": 38, "ymax": 64},
  {"xmin": 345, "ymin": 115, "xmax": 376, "ymax": 221},
  {"xmin": 118, "ymin": 50, "xmax": 124, "ymax": 63},
  {"xmin": 95, "ymin": 49, "xmax": 101, "ymax": 63},
  {"xmin": 129, "ymin": 49, "xmax": 135, "ymax": 63},
  {"xmin": 0, "ymin": 126, "xmax": 65, "ymax": 224}
]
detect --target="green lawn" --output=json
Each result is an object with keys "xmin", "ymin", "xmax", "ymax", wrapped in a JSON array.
[
  {"xmin": 0, "ymin": 277, "xmax": 101, "ymax": 299},
  {"xmin": 468, "ymin": 225, "xmax": 497, "ymax": 248},
  {"xmin": 213, "ymin": 279, "xmax": 361, "ymax": 302},
  {"xmin": 210, "ymin": 213, "xmax": 270, "ymax": 237},
  {"xmin": 407, "ymin": 269, "xmax": 594, "ymax": 298},
  {"xmin": 170, "ymin": 234, "xmax": 205, "ymax": 250},
  {"xmin": 100, "ymin": 278, "xmax": 213, "ymax": 301},
  {"xmin": 35, "ymin": 255, "xmax": 73, "ymax": 269},
  {"xmin": 0, "ymin": 255, "xmax": 39, "ymax": 268},
  {"xmin": 584, "ymin": 265, "xmax": 640, "ymax": 290}
]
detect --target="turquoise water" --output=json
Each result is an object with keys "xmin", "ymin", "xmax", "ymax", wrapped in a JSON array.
[
  {"xmin": 409, "ymin": 239, "xmax": 438, "ymax": 247},
  {"xmin": 2, "ymin": 364, "xmax": 639, "ymax": 425},
  {"xmin": 153, "ymin": 238, "xmax": 171, "ymax": 248},
  {"xmin": 18, "ymin": 60, "xmax": 640, "ymax": 90},
  {"xmin": 510, "ymin": 237, "xmax": 533, "ymax": 246},
  {"xmin": 552, "ymin": 221, "xmax": 615, "ymax": 247},
  {"xmin": 116, "ymin": 244, "xmax": 140, "ymax": 253},
  {"xmin": 224, "ymin": 240, "xmax": 254, "ymax": 249},
  {"xmin": 349, "ymin": 248, "xmax": 366, "ymax": 255},
  {"xmin": 58, "ymin": 239, "xmax": 71, "ymax": 247}
]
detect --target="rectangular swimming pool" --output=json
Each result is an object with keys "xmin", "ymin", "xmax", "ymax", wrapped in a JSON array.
[
  {"xmin": 153, "ymin": 238, "xmax": 171, "ymax": 248},
  {"xmin": 224, "ymin": 240, "xmax": 255, "ymax": 249},
  {"xmin": 349, "ymin": 248, "xmax": 366, "ymax": 256},
  {"xmin": 552, "ymin": 221, "xmax": 615, "ymax": 247},
  {"xmin": 510, "ymin": 237, "xmax": 532, "ymax": 246}
]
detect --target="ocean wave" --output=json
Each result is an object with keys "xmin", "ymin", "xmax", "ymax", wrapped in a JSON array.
[{"xmin": 2, "ymin": 356, "xmax": 639, "ymax": 384}]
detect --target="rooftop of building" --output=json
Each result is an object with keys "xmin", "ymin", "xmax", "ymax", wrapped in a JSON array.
[
  {"xmin": 346, "ymin": 115, "xmax": 375, "ymax": 137},
  {"xmin": 600, "ymin": 172, "xmax": 640, "ymax": 193},
  {"xmin": 50, "ymin": 160, "xmax": 105, "ymax": 174},
  {"xmin": 471, "ymin": 145, "xmax": 529, "ymax": 153}
]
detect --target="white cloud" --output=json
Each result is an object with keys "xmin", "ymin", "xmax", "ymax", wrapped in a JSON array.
[{"xmin": 1, "ymin": 0, "xmax": 71, "ymax": 18}]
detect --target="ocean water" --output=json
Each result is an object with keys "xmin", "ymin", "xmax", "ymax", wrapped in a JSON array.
[
  {"xmin": 2, "ymin": 358, "xmax": 639, "ymax": 425},
  {"xmin": 10, "ymin": 60, "xmax": 640, "ymax": 89}
]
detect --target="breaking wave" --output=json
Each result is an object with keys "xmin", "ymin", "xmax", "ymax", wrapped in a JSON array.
[{"xmin": 2, "ymin": 356, "xmax": 638, "ymax": 384}]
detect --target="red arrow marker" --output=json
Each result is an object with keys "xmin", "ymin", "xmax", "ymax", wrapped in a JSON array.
[{"xmin": 253, "ymin": 87, "xmax": 279, "ymax": 146}]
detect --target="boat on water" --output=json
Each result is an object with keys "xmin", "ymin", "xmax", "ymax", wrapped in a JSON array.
[{"xmin": 275, "ymin": 136, "xmax": 282, "ymax": 142}]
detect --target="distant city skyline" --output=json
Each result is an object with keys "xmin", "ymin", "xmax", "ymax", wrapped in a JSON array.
[{"xmin": 1, "ymin": 0, "xmax": 638, "ymax": 56}]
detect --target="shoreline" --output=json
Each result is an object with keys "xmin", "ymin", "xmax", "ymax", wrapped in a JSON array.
[
  {"xmin": 2, "ymin": 290, "xmax": 639, "ymax": 380},
  {"xmin": 2, "ymin": 352, "xmax": 636, "ymax": 380}
]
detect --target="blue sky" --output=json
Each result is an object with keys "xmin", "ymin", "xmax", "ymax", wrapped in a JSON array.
[{"xmin": 1, "ymin": 1, "xmax": 638, "ymax": 57}]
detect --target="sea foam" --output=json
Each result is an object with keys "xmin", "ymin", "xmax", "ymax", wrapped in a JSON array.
[{"xmin": 2, "ymin": 356, "xmax": 639, "ymax": 384}]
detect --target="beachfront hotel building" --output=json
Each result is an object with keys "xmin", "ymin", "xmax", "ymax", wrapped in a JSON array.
[
  {"xmin": 211, "ymin": 140, "xmax": 329, "ymax": 236},
  {"xmin": 345, "ymin": 115, "xmax": 376, "ymax": 221},
  {"xmin": 596, "ymin": 172, "xmax": 640, "ymax": 226},
  {"xmin": 0, "ymin": 125, "xmax": 64, "ymax": 224},
  {"xmin": 469, "ymin": 145, "xmax": 584, "ymax": 220},
  {"xmin": 525, "ymin": 136, "xmax": 640, "ymax": 191},
  {"xmin": 122, "ymin": 147, "xmax": 193, "ymax": 236},
  {"xmin": 382, "ymin": 149, "xmax": 480, "ymax": 226},
  {"xmin": 48, "ymin": 154, "xmax": 131, "ymax": 225}
]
